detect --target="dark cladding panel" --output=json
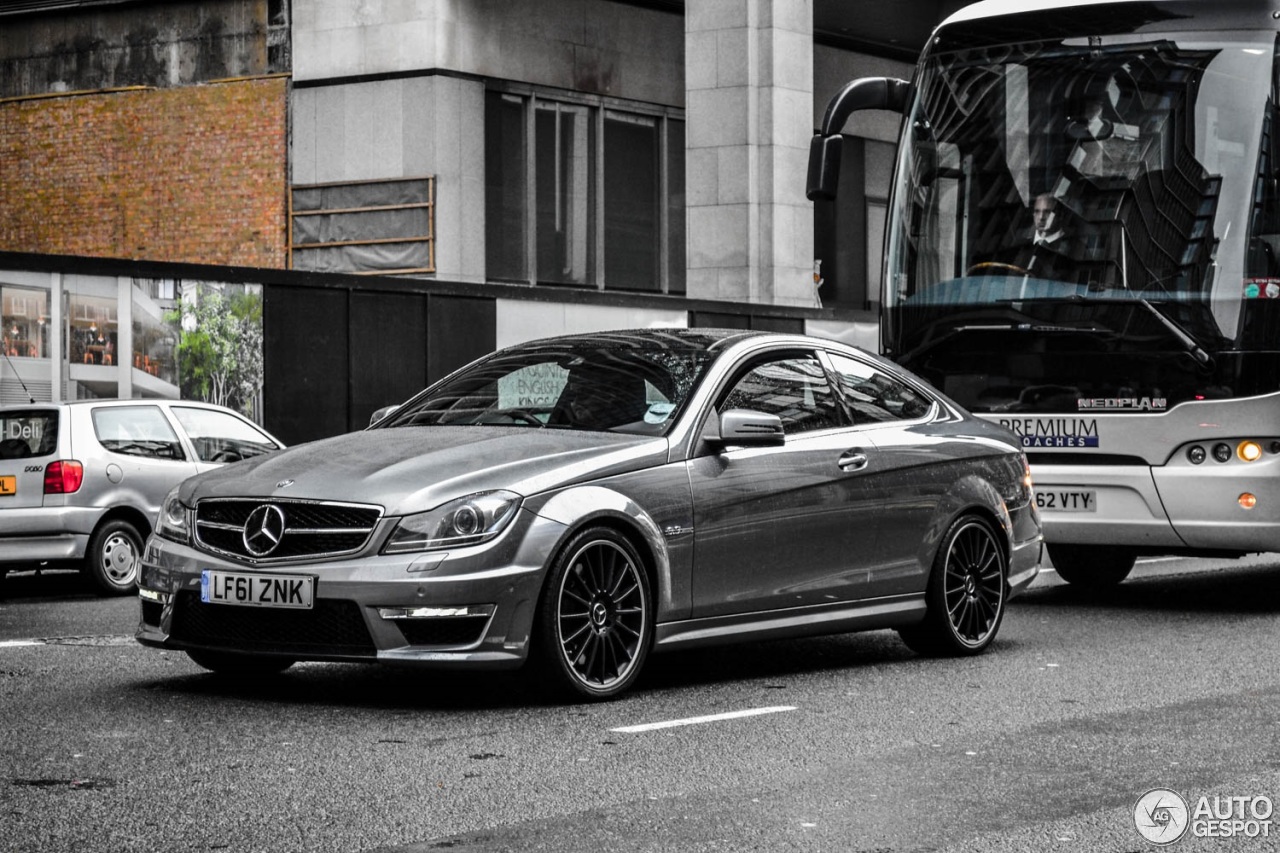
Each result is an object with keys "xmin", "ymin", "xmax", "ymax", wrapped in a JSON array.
[
  {"xmin": 349, "ymin": 291, "xmax": 429, "ymax": 431},
  {"xmin": 264, "ymin": 286, "xmax": 348, "ymax": 445},
  {"xmin": 427, "ymin": 295, "xmax": 496, "ymax": 384},
  {"xmin": 749, "ymin": 315, "xmax": 805, "ymax": 334}
]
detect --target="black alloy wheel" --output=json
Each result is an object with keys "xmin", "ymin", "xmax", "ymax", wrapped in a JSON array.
[
  {"xmin": 533, "ymin": 527, "xmax": 652, "ymax": 700},
  {"xmin": 898, "ymin": 514, "xmax": 1007, "ymax": 656}
]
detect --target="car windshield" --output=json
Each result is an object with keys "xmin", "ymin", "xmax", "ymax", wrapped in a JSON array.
[{"xmin": 379, "ymin": 334, "xmax": 717, "ymax": 436}]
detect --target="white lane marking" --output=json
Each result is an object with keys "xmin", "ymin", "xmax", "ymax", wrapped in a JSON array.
[
  {"xmin": 1137, "ymin": 557, "xmax": 1184, "ymax": 564},
  {"xmin": 0, "ymin": 640, "xmax": 46, "ymax": 648},
  {"xmin": 611, "ymin": 705, "xmax": 797, "ymax": 734}
]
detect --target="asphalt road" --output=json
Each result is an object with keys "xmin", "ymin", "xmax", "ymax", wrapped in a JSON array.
[{"xmin": 2, "ymin": 555, "xmax": 1278, "ymax": 853}]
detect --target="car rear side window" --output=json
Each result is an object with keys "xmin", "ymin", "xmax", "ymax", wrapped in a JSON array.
[
  {"xmin": 91, "ymin": 406, "xmax": 186, "ymax": 460},
  {"xmin": 0, "ymin": 411, "xmax": 58, "ymax": 459},
  {"xmin": 827, "ymin": 353, "xmax": 934, "ymax": 425}
]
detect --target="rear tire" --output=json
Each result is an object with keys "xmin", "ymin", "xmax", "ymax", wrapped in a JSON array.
[
  {"xmin": 1047, "ymin": 544, "xmax": 1135, "ymax": 587},
  {"xmin": 186, "ymin": 649, "xmax": 296, "ymax": 676},
  {"xmin": 529, "ymin": 527, "xmax": 653, "ymax": 701},
  {"xmin": 84, "ymin": 519, "xmax": 143, "ymax": 595},
  {"xmin": 898, "ymin": 514, "xmax": 1007, "ymax": 656}
]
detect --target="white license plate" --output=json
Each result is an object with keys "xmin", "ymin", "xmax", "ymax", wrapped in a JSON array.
[
  {"xmin": 200, "ymin": 570, "xmax": 314, "ymax": 609},
  {"xmin": 1035, "ymin": 489, "xmax": 1097, "ymax": 512}
]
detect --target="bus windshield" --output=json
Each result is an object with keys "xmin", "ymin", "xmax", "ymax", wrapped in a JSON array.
[{"xmin": 884, "ymin": 28, "xmax": 1280, "ymax": 414}]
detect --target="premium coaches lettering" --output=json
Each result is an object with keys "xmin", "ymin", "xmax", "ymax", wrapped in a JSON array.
[{"xmin": 998, "ymin": 418, "xmax": 1099, "ymax": 448}]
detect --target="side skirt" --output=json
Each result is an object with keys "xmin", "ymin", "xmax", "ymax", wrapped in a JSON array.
[{"xmin": 653, "ymin": 595, "xmax": 926, "ymax": 652}]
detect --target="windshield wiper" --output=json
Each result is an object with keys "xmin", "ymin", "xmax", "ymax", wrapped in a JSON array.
[{"xmin": 895, "ymin": 320, "xmax": 1113, "ymax": 366}]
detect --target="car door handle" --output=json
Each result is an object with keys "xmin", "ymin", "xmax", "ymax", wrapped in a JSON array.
[{"xmin": 837, "ymin": 449, "xmax": 869, "ymax": 472}]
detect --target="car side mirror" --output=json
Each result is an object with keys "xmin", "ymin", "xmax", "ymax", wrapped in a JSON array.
[
  {"xmin": 369, "ymin": 404, "xmax": 401, "ymax": 427},
  {"xmin": 711, "ymin": 409, "xmax": 785, "ymax": 448}
]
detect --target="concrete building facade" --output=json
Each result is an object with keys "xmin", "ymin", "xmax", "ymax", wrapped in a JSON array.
[{"xmin": 0, "ymin": 0, "xmax": 964, "ymax": 440}]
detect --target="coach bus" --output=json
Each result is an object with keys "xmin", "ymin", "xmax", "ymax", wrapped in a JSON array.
[{"xmin": 808, "ymin": 0, "xmax": 1280, "ymax": 585}]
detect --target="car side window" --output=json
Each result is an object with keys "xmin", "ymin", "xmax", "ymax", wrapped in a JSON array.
[
  {"xmin": 719, "ymin": 354, "xmax": 842, "ymax": 435},
  {"xmin": 826, "ymin": 353, "xmax": 933, "ymax": 425},
  {"xmin": 91, "ymin": 406, "xmax": 185, "ymax": 460},
  {"xmin": 172, "ymin": 407, "xmax": 280, "ymax": 463}
]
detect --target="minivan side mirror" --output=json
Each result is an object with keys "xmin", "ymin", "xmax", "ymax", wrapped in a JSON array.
[{"xmin": 710, "ymin": 409, "xmax": 786, "ymax": 448}]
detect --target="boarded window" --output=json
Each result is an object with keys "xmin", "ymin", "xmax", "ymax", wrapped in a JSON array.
[{"xmin": 290, "ymin": 177, "xmax": 435, "ymax": 275}]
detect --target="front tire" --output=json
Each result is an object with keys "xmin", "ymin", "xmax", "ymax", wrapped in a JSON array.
[
  {"xmin": 84, "ymin": 519, "xmax": 143, "ymax": 595},
  {"xmin": 1047, "ymin": 544, "xmax": 1135, "ymax": 587},
  {"xmin": 187, "ymin": 649, "xmax": 296, "ymax": 676},
  {"xmin": 531, "ymin": 527, "xmax": 653, "ymax": 701},
  {"xmin": 898, "ymin": 514, "xmax": 1007, "ymax": 656}
]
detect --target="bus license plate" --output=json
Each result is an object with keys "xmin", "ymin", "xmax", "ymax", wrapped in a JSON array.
[
  {"xmin": 1035, "ymin": 489, "xmax": 1096, "ymax": 512},
  {"xmin": 200, "ymin": 570, "xmax": 314, "ymax": 609}
]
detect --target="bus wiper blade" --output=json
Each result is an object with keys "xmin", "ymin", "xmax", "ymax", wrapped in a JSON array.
[
  {"xmin": 1133, "ymin": 296, "xmax": 1213, "ymax": 367},
  {"xmin": 895, "ymin": 323, "xmax": 1021, "ymax": 364}
]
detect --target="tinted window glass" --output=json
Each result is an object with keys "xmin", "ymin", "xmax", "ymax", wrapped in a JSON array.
[
  {"xmin": 382, "ymin": 334, "xmax": 714, "ymax": 436},
  {"xmin": 0, "ymin": 411, "xmax": 58, "ymax": 459},
  {"xmin": 827, "ymin": 353, "xmax": 933, "ymax": 424},
  {"xmin": 720, "ymin": 355, "xmax": 841, "ymax": 435},
  {"xmin": 172, "ymin": 407, "xmax": 279, "ymax": 463},
  {"xmin": 91, "ymin": 406, "xmax": 185, "ymax": 460}
]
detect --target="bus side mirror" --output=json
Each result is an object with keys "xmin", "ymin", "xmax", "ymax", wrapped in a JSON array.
[
  {"xmin": 807, "ymin": 76, "xmax": 912, "ymax": 202},
  {"xmin": 807, "ymin": 135, "xmax": 843, "ymax": 201}
]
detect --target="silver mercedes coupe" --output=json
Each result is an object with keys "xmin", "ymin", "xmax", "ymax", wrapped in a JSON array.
[{"xmin": 136, "ymin": 329, "xmax": 1041, "ymax": 700}]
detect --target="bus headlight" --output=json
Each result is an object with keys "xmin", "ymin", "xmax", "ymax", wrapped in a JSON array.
[{"xmin": 1237, "ymin": 440, "xmax": 1263, "ymax": 462}]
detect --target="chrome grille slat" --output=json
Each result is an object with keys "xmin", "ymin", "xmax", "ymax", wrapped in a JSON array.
[{"xmin": 194, "ymin": 498, "xmax": 383, "ymax": 563}]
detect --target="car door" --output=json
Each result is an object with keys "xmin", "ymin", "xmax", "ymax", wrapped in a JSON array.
[
  {"xmin": 87, "ymin": 405, "xmax": 199, "ymax": 516},
  {"xmin": 824, "ymin": 351, "xmax": 949, "ymax": 598},
  {"xmin": 686, "ymin": 350, "xmax": 883, "ymax": 618}
]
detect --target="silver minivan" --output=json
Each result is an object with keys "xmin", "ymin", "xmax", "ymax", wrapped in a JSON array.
[{"xmin": 0, "ymin": 400, "xmax": 283, "ymax": 594}]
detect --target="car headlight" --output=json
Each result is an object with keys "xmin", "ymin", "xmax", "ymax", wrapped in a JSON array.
[
  {"xmin": 155, "ymin": 486, "xmax": 191, "ymax": 544},
  {"xmin": 383, "ymin": 490, "xmax": 522, "ymax": 554}
]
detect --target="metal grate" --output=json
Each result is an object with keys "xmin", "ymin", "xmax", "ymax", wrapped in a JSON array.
[
  {"xmin": 396, "ymin": 616, "xmax": 490, "ymax": 648},
  {"xmin": 194, "ymin": 498, "xmax": 382, "ymax": 563},
  {"xmin": 170, "ymin": 592, "xmax": 376, "ymax": 657}
]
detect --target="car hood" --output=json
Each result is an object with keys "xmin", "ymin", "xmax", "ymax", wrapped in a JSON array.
[{"xmin": 178, "ymin": 426, "xmax": 670, "ymax": 515}]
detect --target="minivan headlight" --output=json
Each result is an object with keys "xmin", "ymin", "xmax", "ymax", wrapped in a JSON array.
[
  {"xmin": 156, "ymin": 487, "xmax": 191, "ymax": 544},
  {"xmin": 383, "ymin": 491, "xmax": 521, "ymax": 554}
]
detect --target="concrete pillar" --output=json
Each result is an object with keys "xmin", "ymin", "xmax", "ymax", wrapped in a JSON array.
[{"xmin": 685, "ymin": 0, "xmax": 816, "ymax": 307}]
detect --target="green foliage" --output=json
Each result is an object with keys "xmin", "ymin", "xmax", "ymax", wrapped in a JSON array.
[{"xmin": 168, "ymin": 284, "xmax": 264, "ymax": 418}]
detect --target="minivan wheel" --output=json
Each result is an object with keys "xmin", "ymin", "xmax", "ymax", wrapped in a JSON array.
[
  {"xmin": 898, "ymin": 514, "xmax": 1007, "ymax": 656},
  {"xmin": 84, "ymin": 519, "xmax": 143, "ymax": 595}
]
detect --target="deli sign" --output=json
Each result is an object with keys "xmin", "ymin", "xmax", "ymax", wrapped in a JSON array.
[{"xmin": 997, "ymin": 417, "xmax": 1099, "ymax": 448}]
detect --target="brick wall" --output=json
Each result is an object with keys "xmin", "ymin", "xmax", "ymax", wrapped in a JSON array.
[{"xmin": 0, "ymin": 77, "xmax": 287, "ymax": 268}]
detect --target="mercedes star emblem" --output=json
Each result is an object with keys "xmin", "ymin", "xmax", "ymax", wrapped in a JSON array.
[{"xmin": 242, "ymin": 504, "xmax": 287, "ymax": 557}]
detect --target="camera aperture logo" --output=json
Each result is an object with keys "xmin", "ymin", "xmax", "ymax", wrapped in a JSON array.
[
  {"xmin": 1135, "ymin": 789, "xmax": 1190, "ymax": 845},
  {"xmin": 1135, "ymin": 788, "xmax": 1274, "ymax": 844}
]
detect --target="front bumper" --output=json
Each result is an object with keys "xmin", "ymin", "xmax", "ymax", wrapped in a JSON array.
[{"xmin": 135, "ymin": 508, "xmax": 566, "ymax": 669}]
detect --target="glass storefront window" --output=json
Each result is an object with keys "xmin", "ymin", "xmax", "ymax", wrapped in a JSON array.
[
  {"xmin": 1, "ymin": 286, "xmax": 49, "ymax": 359},
  {"xmin": 68, "ymin": 292, "xmax": 117, "ymax": 367}
]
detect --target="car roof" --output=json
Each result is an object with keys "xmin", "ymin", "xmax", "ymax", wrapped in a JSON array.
[{"xmin": 0, "ymin": 399, "xmax": 236, "ymax": 412}]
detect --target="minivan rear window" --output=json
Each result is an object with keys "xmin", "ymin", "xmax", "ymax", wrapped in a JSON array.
[{"xmin": 0, "ymin": 411, "xmax": 58, "ymax": 459}]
